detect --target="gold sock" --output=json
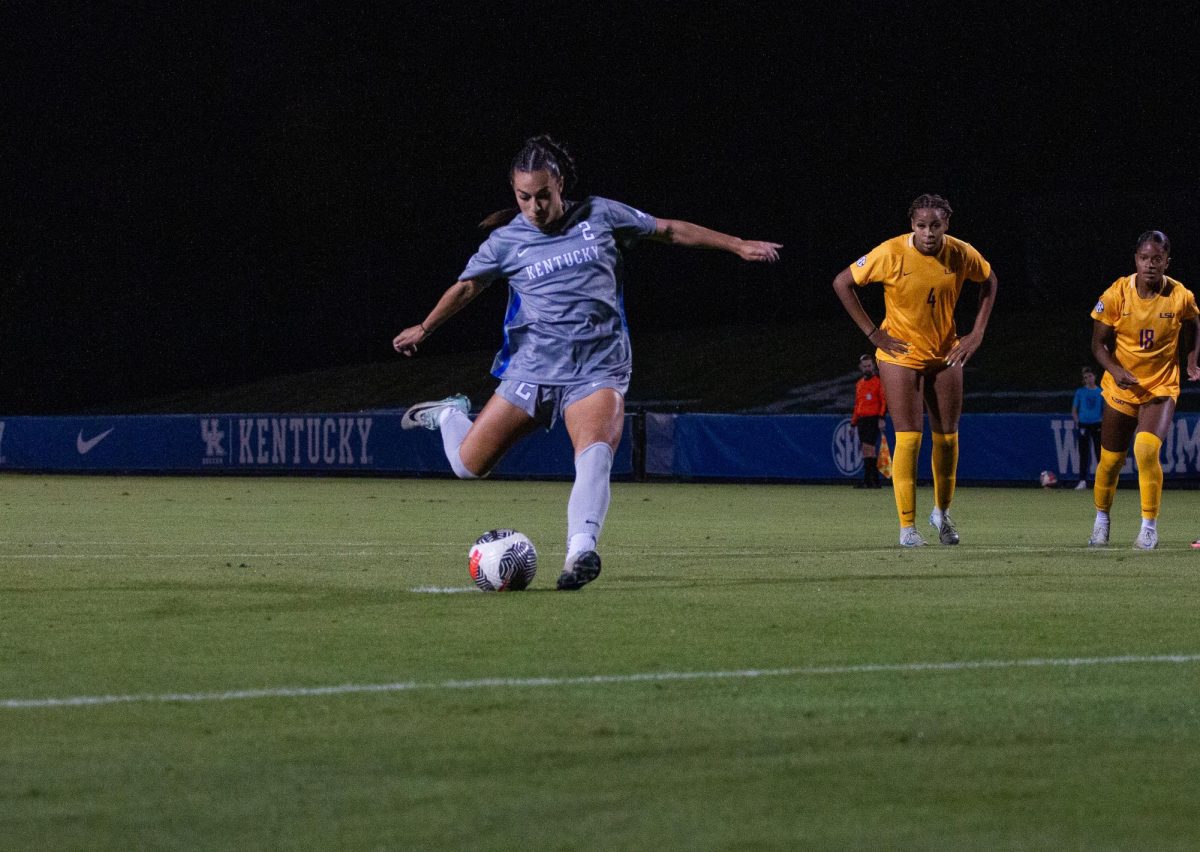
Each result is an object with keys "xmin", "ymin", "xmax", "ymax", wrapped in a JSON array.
[
  {"xmin": 1093, "ymin": 447, "xmax": 1125, "ymax": 513},
  {"xmin": 1133, "ymin": 432, "xmax": 1163, "ymax": 520},
  {"xmin": 892, "ymin": 431, "xmax": 922, "ymax": 527},
  {"xmin": 930, "ymin": 432, "xmax": 959, "ymax": 512}
]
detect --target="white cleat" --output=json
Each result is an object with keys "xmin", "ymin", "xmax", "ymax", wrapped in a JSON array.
[
  {"xmin": 899, "ymin": 526, "xmax": 927, "ymax": 548},
  {"xmin": 1088, "ymin": 517, "xmax": 1110, "ymax": 547},
  {"xmin": 400, "ymin": 394, "xmax": 470, "ymax": 431},
  {"xmin": 1133, "ymin": 527, "xmax": 1158, "ymax": 551},
  {"xmin": 1074, "ymin": 480, "xmax": 1088, "ymax": 490}
]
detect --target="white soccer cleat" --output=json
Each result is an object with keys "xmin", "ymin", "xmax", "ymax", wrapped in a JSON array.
[
  {"xmin": 1133, "ymin": 527, "xmax": 1158, "ymax": 551},
  {"xmin": 1074, "ymin": 480, "xmax": 1088, "ymax": 490},
  {"xmin": 401, "ymin": 394, "xmax": 470, "ymax": 431},
  {"xmin": 899, "ymin": 526, "xmax": 927, "ymax": 548},
  {"xmin": 1088, "ymin": 517, "xmax": 1110, "ymax": 547}
]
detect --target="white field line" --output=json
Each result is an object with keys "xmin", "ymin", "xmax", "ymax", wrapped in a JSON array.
[
  {"xmin": 3, "ymin": 653, "xmax": 1198, "ymax": 711},
  {"xmin": 0, "ymin": 545, "xmax": 1179, "ymax": 560}
]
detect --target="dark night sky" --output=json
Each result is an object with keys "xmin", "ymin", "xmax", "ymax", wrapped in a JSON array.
[{"xmin": 4, "ymin": 4, "xmax": 1200, "ymax": 412}]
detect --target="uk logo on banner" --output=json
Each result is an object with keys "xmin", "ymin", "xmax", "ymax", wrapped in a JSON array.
[{"xmin": 200, "ymin": 418, "xmax": 226, "ymax": 465}]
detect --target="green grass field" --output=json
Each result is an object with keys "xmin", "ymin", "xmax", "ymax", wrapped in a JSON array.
[{"xmin": 3, "ymin": 473, "xmax": 1200, "ymax": 850}]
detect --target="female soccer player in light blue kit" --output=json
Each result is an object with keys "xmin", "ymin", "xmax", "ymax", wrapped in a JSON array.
[{"xmin": 393, "ymin": 135, "xmax": 781, "ymax": 590}]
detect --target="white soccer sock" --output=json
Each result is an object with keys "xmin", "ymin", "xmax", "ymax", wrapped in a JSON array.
[
  {"xmin": 440, "ymin": 408, "xmax": 479, "ymax": 480},
  {"xmin": 1096, "ymin": 510, "xmax": 1110, "ymax": 524},
  {"xmin": 567, "ymin": 533, "xmax": 596, "ymax": 558},
  {"xmin": 566, "ymin": 442, "xmax": 613, "ymax": 557},
  {"xmin": 1141, "ymin": 517, "xmax": 1157, "ymax": 531}
]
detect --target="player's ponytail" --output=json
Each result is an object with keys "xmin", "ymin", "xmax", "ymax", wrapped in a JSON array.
[
  {"xmin": 478, "ymin": 208, "xmax": 519, "ymax": 231},
  {"xmin": 479, "ymin": 134, "xmax": 579, "ymax": 232}
]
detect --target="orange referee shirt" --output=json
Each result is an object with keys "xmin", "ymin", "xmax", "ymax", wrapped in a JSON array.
[{"xmin": 852, "ymin": 375, "xmax": 887, "ymax": 423}]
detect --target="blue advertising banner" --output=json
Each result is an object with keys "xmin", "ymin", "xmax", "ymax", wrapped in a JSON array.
[
  {"xmin": 4, "ymin": 411, "xmax": 1199, "ymax": 482},
  {"xmin": 0, "ymin": 414, "xmax": 634, "ymax": 478},
  {"xmin": 645, "ymin": 412, "xmax": 1200, "ymax": 482}
]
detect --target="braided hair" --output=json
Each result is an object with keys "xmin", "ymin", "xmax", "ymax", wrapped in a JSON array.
[
  {"xmin": 479, "ymin": 134, "xmax": 578, "ymax": 231},
  {"xmin": 907, "ymin": 193, "xmax": 953, "ymax": 220},
  {"xmin": 510, "ymin": 135, "xmax": 577, "ymax": 191}
]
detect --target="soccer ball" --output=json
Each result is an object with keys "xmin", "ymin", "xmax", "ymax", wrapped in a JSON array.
[
  {"xmin": 469, "ymin": 529, "xmax": 538, "ymax": 592},
  {"xmin": 1039, "ymin": 470, "xmax": 1059, "ymax": 488}
]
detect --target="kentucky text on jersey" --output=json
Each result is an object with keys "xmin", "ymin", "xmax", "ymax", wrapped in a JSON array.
[
  {"xmin": 458, "ymin": 196, "xmax": 658, "ymax": 384},
  {"xmin": 524, "ymin": 245, "xmax": 602, "ymax": 279}
]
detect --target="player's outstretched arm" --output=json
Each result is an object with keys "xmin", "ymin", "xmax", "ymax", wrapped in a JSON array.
[
  {"xmin": 393, "ymin": 278, "xmax": 487, "ymax": 357},
  {"xmin": 651, "ymin": 218, "xmax": 781, "ymax": 262}
]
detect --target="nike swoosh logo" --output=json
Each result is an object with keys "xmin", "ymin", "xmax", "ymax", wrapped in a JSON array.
[
  {"xmin": 516, "ymin": 247, "xmax": 531, "ymax": 257},
  {"xmin": 77, "ymin": 428, "xmax": 114, "ymax": 454}
]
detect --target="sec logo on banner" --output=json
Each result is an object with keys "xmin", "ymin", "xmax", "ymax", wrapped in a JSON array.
[{"xmin": 831, "ymin": 418, "xmax": 862, "ymax": 476}]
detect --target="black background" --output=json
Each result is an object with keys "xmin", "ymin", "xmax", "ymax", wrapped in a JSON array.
[{"xmin": 4, "ymin": 4, "xmax": 1200, "ymax": 412}]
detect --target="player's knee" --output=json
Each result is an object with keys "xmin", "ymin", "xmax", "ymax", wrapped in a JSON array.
[
  {"xmin": 1133, "ymin": 433, "xmax": 1163, "ymax": 469},
  {"xmin": 449, "ymin": 449, "xmax": 487, "ymax": 480}
]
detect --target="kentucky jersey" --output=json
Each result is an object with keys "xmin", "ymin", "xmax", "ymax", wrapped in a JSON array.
[
  {"xmin": 850, "ymin": 234, "xmax": 992, "ymax": 368},
  {"xmin": 459, "ymin": 197, "xmax": 657, "ymax": 383},
  {"xmin": 1091, "ymin": 275, "xmax": 1199, "ymax": 402}
]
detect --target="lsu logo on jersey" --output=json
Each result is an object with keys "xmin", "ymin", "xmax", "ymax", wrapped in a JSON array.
[
  {"xmin": 1160, "ymin": 312, "xmax": 1175, "ymax": 319},
  {"xmin": 856, "ymin": 256, "xmax": 867, "ymax": 268},
  {"xmin": 1093, "ymin": 300, "xmax": 1104, "ymax": 314}
]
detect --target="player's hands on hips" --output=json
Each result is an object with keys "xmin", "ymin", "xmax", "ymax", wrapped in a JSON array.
[
  {"xmin": 392, "ymin": 325, "xmax": 428, "ymax": 357},
  {"xmin": 736, "ymin": 240, "xmax": 783, "ymax": 263},
  {"xmin": 945, "ymin": 331, "xmax": 983, "ymax": 368},
  {"xmin": 871, "ymin": 329, "xmax": 910, "ymax": 359}
]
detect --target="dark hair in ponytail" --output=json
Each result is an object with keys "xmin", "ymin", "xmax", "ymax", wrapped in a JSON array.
[
  {"xmin": 511, "ymin": 134, "xmax": 577, "ymax": 191},
  {"xmin": 479, "ymin": 134, "xmax": 578, "ymax": 231}
]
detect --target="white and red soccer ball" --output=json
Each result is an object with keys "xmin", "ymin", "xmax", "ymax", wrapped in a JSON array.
[{"xmin": 469, "ymin": 529, "xmax": 538, "ymax": 592}]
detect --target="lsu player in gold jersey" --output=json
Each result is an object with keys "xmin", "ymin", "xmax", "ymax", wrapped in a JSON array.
[
  {"xmin": 833, "ymin": 194, "xmax": 998, "ymax": 547},
  {"xmin": 1087, "ymin": 230, "xmax": 1200, "ymax": 550}
]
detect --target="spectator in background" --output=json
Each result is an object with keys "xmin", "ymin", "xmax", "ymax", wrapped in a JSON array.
[
  {"xmin": 1072, "ymin": 366, "xmax": 1103, "ymax": 489},
  {"xmin": 852, "ymin": 353, "xmax": 887, "ymax": 488}
]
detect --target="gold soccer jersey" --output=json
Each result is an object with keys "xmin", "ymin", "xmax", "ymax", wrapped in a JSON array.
[
  {"xmin": 1092, "ymin": 275, "xmax": 1199, "ymax": 405},
  {"xmin": 851, "ymin": 234, "xmax": 992, "ymax": 369}
]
